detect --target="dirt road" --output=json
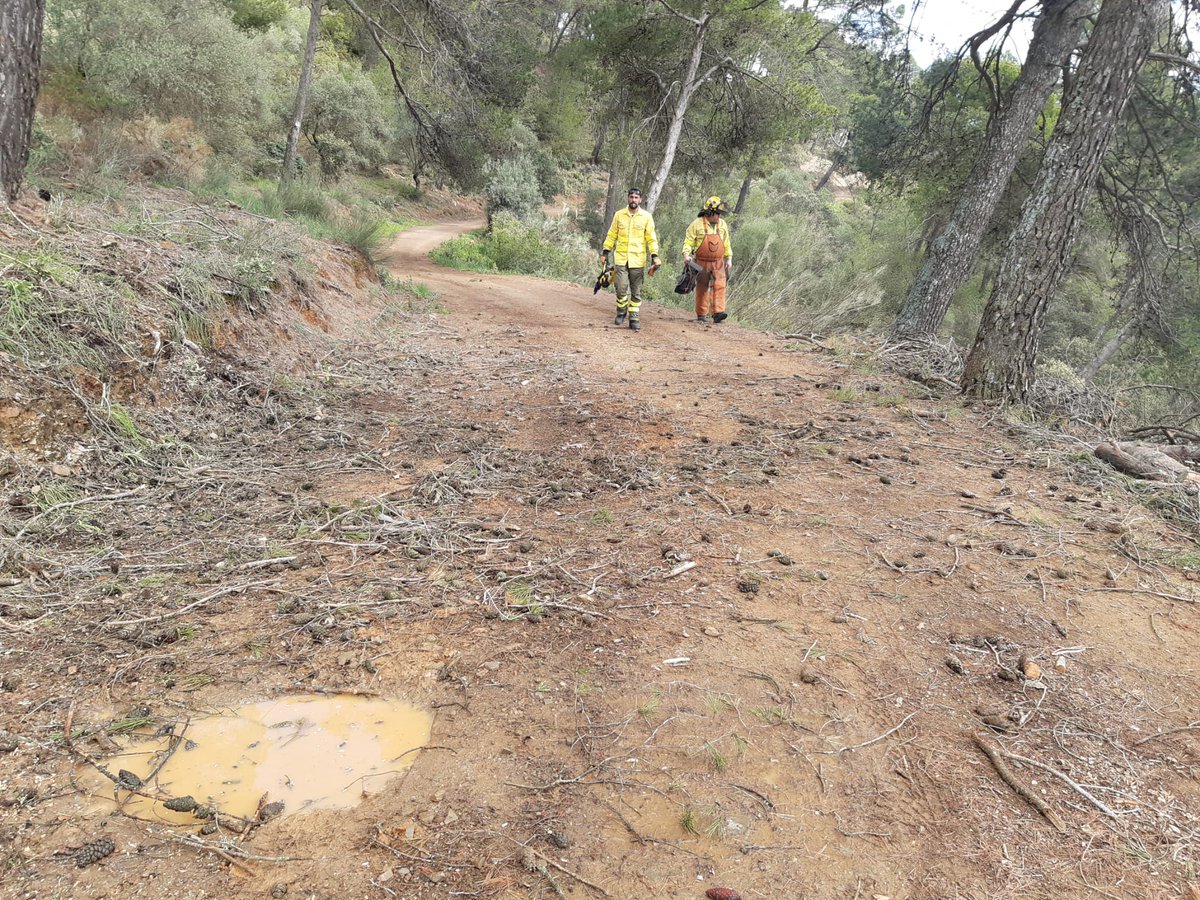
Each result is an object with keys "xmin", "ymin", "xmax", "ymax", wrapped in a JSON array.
[{"xmin": 7, "ymin": 221, "xmax": 1199, "ymax": 899}]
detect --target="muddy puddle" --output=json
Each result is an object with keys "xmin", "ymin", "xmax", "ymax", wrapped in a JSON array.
[{"xmin": 80, "ymin": 695, "xmax": 431, "ymax": 823}]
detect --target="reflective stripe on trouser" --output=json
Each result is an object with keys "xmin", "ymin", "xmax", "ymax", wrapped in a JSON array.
[
  {"xmin": 614, "ymin": 265, "xmax": 645, "ymax": 318},
  {"xmin": 695, "ymin": 232, "xmax": 726, "ymax": 317}
]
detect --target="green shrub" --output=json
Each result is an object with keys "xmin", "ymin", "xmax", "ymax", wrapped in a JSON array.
[
  {"xmin": 483, "ymin": 157, "xmax": 542, "ymax": 223},
  {"xmin": 433, "ymin": 212, "xmax": 591, "ymax": 281},
  {"xmin": 431, "ymin": 233, "xmax": 497, "ymax": 273},
  {"xmin": 276, "ymin": 182, "xmax": 330, "ymax": 219}
]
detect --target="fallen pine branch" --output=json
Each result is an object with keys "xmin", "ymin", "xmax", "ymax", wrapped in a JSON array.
[
  {"xmin": 499, "ymin": 835, "xmax": 611, "ymax": 897},
  {"xmin": 973, "ymin": 734, "xmax": 1065, "ymax": 832},
  {"xmin": 819, "ymin": 710, "xmax": 919, "ymax": 755}
]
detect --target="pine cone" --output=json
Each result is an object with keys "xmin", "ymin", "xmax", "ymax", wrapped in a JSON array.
[
  {"xmin": 192, "ymin": 805, "xmax": 214, "ymax": 819},
  {"xmin": 164, "ymin": 795, "xmax": 197, "ymax": 812},
  {"xmin": 76, "ymin": 836, "xmax": 115, "ymax": 867},
  {"xmin": 706, "ymin": 890, "xmax": 742, "ymax": 900},
  {"xmin": 116, "ymin": 769, "xmax": 143, "ymax": 788}
]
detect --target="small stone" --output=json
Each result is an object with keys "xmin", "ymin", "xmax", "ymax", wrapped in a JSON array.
[
  {"xmin": 1018, "ymin": 652, "xmax": 1041, "ymax": 681},
  {"xmin": 442, "ymin": 809, "xmax": 459, "ymax": 825},
  {"xmin": 259, "ymin": 801, "xmax": 285, "ymax": 820},
  {"xmin": 879, "ymin": 475, "xmax": 892, "ymax": 485},
  {"xmin": 271, "ymin": 883, "xmax": 289, "ymax": 898},
  {"xmin": 960, "ymin": 490, "xmax": 976, "ymax": 499},
  {"xmin": 378, "ymin": 868, "xmax": 394, "ymax": 883},
  {"xmin": 799, "ymin": 665, "xmax": 819, "ymax": 684},
  {"xmin": 831, "ymin": 614, "xmax": 849, "ymax": 624},
  {"xmin": 581, "ymin": 614, "xmax": 596, "ymax": 626},
  {"xmin": 417, "ymin": 809, "xmax": 436, "ymax": 826},
  {"xmin": 703, "ymin": 626, "xmax": 721, "ymax": 637},
  {"xmin": 483, "ymin": 660, "xmax": 500, "ymax": 671},
  {"xmin": 0, "ymin": 732, "xmax": 17, "ymax": 754}
]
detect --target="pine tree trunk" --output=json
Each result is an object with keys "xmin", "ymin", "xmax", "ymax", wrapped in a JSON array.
[
  {"xmin": 644, "ymin": 16, "xmax": 709, "ymax": 212},
  {"xmin": 590, "ymin": 116, "xmax": 608, "ymax": 166},
  {"xmin": 0, "ymin": 0, "xmax": 46, "ymax": 202},
  {"xmin": 281, "ymin": 0, "xmax": 323, "ymax": 187},
  {"xmin": 961, "ymin": 0, "xmax": 1168, "ymax": 402},
  {"xmin": 733, "ymin": 172, "xmax": 752, "ymax": 217},
  {"xmin": 1081, "ymin": 317, "xmax": 1135, "ymax": 382},
  {"xmin": 890, "ymin": 0, "xmax": 1093, "ymax": 342},
  {"xmin": 812, "ymin": 149, "xmax": 845, "ymax": 191}
]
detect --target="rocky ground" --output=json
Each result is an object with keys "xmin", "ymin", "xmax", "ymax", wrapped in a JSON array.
[{"xmin": 1, "ymin": 204, "xmax": 1199, "ymax": 899}]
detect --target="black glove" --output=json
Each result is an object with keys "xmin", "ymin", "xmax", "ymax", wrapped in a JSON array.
[{"xmin": 601, "ymin": 249, "xmax": 611, "ymax": 263}]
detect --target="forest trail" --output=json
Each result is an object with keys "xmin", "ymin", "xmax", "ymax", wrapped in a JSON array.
[{"xmin": 6, "ymin": 220, "xmax": 1199, "ymax": 899}]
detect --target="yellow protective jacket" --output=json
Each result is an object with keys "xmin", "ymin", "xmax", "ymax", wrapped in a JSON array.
[
  {"xmin": 603, "ymin": 207, "xmax": 659, "ymax": 268},
  {"xmin": 683, "ymin": 217, "xmax": 732, "ymax": 261}
]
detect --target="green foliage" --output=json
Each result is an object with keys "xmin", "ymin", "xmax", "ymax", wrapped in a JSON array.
[
  {"xmin": 434, "ymin": 212, "xmax": 593, "ymax": 281},
  {"xmin": 43, "ymin": 0, "xmax": 269, "ymax": 152},
  {"xmin": 304, "ymin": 63, "xmax": 398, "ymax": 181},
  {"xmin": 431, "ymin": 232, "xmax": 497, "ymax": 273},
  {"xmin": 525, "ymin": 60, "xmax": 591, "ymax": 160},
  {"xmin": 222, "ymin": 0, "xmax": 289, "ymax": 30},
  {"xmin": 483, "ymin": 156, "xmax": 543, "ymax": 223}
]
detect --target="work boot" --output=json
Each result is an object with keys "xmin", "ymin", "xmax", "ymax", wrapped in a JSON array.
[
  {"xmin": 613, "ymin": 312, "xmax": 627, "ymax": 326},
  {"xmin": 713, "ymin": 312, "xmax": 728, "ymax": 324},
  {"xmin": 629, "ymin": 315, "xmax": 641, "ymax": 331}
]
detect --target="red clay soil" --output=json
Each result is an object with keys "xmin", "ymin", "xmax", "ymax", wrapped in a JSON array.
[{"xmin": 2, "ymin": 220, "xmax": 1198, "ymax": 899}]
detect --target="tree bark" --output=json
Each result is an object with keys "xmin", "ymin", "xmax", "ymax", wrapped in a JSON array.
[
  {"xmin": 812, "ymin": 149, "xmax": 845, "ymax": 191},
  {"xmin": 890, "ymin": 0, "xmax": 1094, "ymax": 342},
  {"xmin": 961, "ymin": 0, "xmax": 1167, "ymax": 402},
  {"xmin": 644, "ymin": 12, "xmax": 711, "ymax": 212},
  {"xmin": 281, "ymin": 0, "xmax": 323, "ymax": 187},
  {"xmin": 590, "ymin": 116, "xmax": 608, "ymax": 166},
  {"xmin": 1081, "ymin": 317, "xmax": 1136, "ymax": 382},
  {"xmin": 0, "ymin": 0, "xmax": 46, "ymax": 202},
  {"xmin": 733, "ymin": 172, "xmax": 752, "ymax": 216}
]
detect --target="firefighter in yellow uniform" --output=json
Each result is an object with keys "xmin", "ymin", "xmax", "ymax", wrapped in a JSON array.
[
  {"xmin": 683, "ymin": 196, "xmax": 733, "ymax": 324},
  {"xmin": 602, "ymin": 188, "xmax": 660, "ymax": 331}
]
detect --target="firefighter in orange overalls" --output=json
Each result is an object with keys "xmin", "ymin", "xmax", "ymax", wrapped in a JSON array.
[{"xmin": 682, "ymin": 196, "xmax": 733, "ymax": 324}]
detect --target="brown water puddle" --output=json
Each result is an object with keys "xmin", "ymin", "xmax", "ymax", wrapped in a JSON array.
[{"xmin": 81, "ymin": 695, "xmax": 431, "ymax": 822}]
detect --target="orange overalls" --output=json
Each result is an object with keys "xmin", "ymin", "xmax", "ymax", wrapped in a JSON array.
[{"xmin": 694, "ymin": 229, "xmax": 727, "ymax": 319}]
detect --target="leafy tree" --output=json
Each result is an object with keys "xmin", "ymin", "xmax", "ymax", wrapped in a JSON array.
[
  {"xmin": 303, "ymin": 61, "xmax": 396, "ymax": 179},
  {"xmin": 42, "ymin": 0, "xmax": 268, "ymax": 151},
  {"xmin": 223, "ymin": 0, "xmax": 290, "ymax": 30}
]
